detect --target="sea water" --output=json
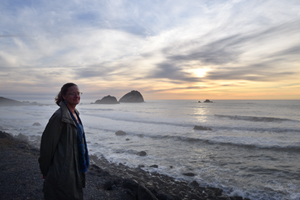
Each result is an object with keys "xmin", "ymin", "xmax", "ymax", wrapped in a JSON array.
[{"xmin": 0, "ymin": 100, "xmax": 299, "ymax": 200}]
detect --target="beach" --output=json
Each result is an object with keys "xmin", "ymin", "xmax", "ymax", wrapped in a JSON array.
[
  {"xmin": 1, "ymin": 99, "xmax": 299, "ymax": 199},
  {"xmin": 0, "ymin": 130, "xmax": 248, "ymax": 200}
]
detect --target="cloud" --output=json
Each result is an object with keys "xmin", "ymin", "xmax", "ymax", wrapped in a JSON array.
[
  {"xmin": 147, "ymin": 62, "xmax": 201, "ymax": 82},
  {"xmin": 0, "ymin": 0, "xmax": 300, "ymax": 100}
]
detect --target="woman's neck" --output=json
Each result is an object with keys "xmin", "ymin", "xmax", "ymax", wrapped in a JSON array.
[{"xmin": 66, "ymin": 104, "xmax": 76, "ymax": 114}]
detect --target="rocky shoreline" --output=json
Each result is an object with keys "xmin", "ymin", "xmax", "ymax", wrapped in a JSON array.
[{"xmin": 0, "ymin": 131, "xmax": 250, "ymax": 200}]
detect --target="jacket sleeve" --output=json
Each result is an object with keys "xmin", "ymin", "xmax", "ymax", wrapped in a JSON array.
[{"xmin": 38, "ymin": 110, "xmax": 64, "ymax": 176}]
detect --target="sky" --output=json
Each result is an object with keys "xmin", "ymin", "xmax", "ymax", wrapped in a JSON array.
[{"xmin": 0, "ymin": 0, "xmax": 300, "ymax": 101}]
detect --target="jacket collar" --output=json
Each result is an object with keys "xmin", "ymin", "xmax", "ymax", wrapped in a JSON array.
[{"xmin": 59, "ymin": 101, "xmax": 79, "ymax": 125}]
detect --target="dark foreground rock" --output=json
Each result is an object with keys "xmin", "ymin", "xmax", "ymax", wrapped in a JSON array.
[
  {"xmin": 95, "ymin": 95, "xmax": 119, "ymax": 104},
  {"xmin": 119, "ymin": 90, "xmax": 144, "ymax": 103},
  {"xmin": 0, "ymin": 131, "xmax": 250, "ymax": 200}
]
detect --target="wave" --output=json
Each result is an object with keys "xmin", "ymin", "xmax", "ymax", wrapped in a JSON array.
[
  {"xmin": 107, "ymin": 130, "xmax": 300, "ymax": 152},
  {"xmin": 85, "ymin": 113, "xmax": 300, "ymax": 134},
  {"xmin": 84, "ymin": 113, "xmax": 193, "ymax": 127},
  {"xmin": 215, "ymin": 115, "xmax": 297, "ymax": 123},
  {"xmin": 176, "ymin": 136, "xmax": 300, "ymax": 152}
]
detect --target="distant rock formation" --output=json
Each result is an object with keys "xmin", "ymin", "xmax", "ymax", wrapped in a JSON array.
[
  {"xmin": 204, "ymin": 99, "xmax": 213, "ymax": 103},
  {"xmin": 115, "ymin": 130, "xmax": 127, "ymax": 136},
  {"xmin": 138, "ymin": 151, "xmax": 147, "ymax": 156},
  {"xmin": 32, "ymin": 122, "xmax": 41, "ymax": 126},
  {"xmin": 0, "ymin": 97, "xmax": 40, "ymax": 106},
  {"xmin": 194, "ymin": 125, "xmax": 212, "ymax": 131},
  {"xmin": 95, "ymin": 95, "xmax": 119, "ymax": 104},
  {"xmin": 119, "ymin": 90, "xmax": 144, "ymax": 103},
  {"xmin": 0, "ymin": 97, "xmax": 25, "ymax": 106}
]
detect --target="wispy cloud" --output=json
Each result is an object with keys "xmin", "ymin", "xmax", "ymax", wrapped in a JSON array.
[{"xmin": 0, "ymin": 0, "xmax": 299, "ymax": 100}]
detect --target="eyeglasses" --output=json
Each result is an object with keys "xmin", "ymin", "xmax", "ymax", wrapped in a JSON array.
[{"xmin": 68, "ymin": 92, "xmax": 82, "ymax": 96}]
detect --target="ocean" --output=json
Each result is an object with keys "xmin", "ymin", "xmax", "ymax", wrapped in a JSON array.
[{"xmin": 0, "ymin": 100, "xmax": 299, "ymax": 200}]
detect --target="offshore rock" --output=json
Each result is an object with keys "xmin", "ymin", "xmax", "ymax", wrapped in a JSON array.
[
  {"xmin": 204, "ymin": 99, "xmax": 213, "ymax": 103},
  {"xmin": 182, "ymin": 172, "xmax": 196, "ymax": 177},
  {"xmin": 194, "ymin": 125, "xmax": 212, "ymax": 131},
  {"xmin": 95, "ymin": 95, "xmax": 119, "ymax": 104},
  {"xmin": 0, "ymin": 97, "xmax": 25, "ymax": 106},
  {"xmin": 138, "ymin": 151, "xmax": 147, "ymax": 156},
  {"xmin": 119, "ymin": 90, "xmax": 144, "ymax": 103},
  {"xmin": 115, "ymin": 130, "xmax": 127, "ymax": 136},
  {"xmin": 32, "ymin": 122, "xmax": 41, "ymax": 126}
]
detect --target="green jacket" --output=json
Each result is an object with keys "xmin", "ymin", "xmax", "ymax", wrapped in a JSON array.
[{"xmin": 39, "ymin": 102, "xmax": 85, "ymax": 200}]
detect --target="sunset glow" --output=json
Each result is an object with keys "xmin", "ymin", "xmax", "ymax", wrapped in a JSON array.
[{"xmin": 0, "ymin": 0, "xmax": 299, "ymax": 101}]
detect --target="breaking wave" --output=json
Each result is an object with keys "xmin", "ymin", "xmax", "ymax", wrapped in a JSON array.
[{"xmin": 214, "ymin": 114, "xmax": 297, "ymax": 123}]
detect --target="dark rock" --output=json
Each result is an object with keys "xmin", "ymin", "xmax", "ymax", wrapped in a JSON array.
[
  {"xmin": 119, "ymin": 90, "xmax": 144, "ymax": 103},
  {"xmin": 194, "ymin": 125, "xmax": 212, "ymax": 131},
  {"xmin": 0, "ymin": 97, "xmax": 25, "ymax": 106},
  {"xmin": 182, "ymin": 172, "xmax": 196, "ymax": 177},
  {"xmin": 204, "ymin": 99, "xmax": 213, "ymax": 103},
  {"xmin": 198, "ymin": 101, "xmax": 201, "ymax": 103},
  {"xmin": 230, "ymin": 196, "xmax": 243, "ymax": 200},
  {"xmin": 95, "ymin": 95, "xmax": 119, "ymax": 104},
  {"xmin": 115, "ymin": 130, "xmax": 127, "ymax": 136},
  {"xmin": 103, "ymin": 180, "xmax": 114, "ymax": 190},
  {"xmin": 218, "ymin": 196, "xmax": 231, "ymax": 200},
  {"xmin": 138, "ymin": 151, "xmax": 147, "ymax": 156},
  {"xmin": 137, "ymin": 184, "xmax": 158, "ymax": 200},
  {"xmin": 155, "ymin": 193, "xmax": 176, "ymax": 200},
  {"xmin": 16, "ymin": 143, "xmax": 30, "ymax": 149},
  {"xmin": 122, "ymin": 179, "xmax": 139, "ymax": 190},
  {"xmin": 32, "ymin": 122, "xmax": 41, "ymax": 126},
  {"xmin": 126, "ymin": 138, "xmax": 130, "ymax": 141},
  {"xmin": 15, "ymin": 133, "xmax": 28, "ymax": 142},
  {"xmin": 188, "ymin": 180, "xmax": 199, "ymax": 189},
  {"xmin": 206, "ymin": 189, "xmax": 216, "ymax": 198},
  {"xmin": 150, "ymin": 165, "xmax": 158, "ymax": 168},
  {"xmin": 207, "ymin": 187, "xmax": 223, "ymax": 196},
  {"xmin": 0, "ymin": 131, "xmax": 12, "ymax": 139}
]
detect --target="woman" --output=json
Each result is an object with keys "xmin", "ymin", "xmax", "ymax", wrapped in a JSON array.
[{"xmin": 39, "ymin": 83, "xmax": 89, "ymax": 200}]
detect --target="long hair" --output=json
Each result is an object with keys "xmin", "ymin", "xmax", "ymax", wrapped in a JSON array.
[{"xmin": 55, "ymin": 83, "xmax": 77, "ymax": 106}]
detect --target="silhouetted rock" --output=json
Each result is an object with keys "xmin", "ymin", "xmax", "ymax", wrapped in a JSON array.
[
  {"xmin": 0, "ymin": 97, "xmax": 25, "ymax": 106},
  {"xmin": 32, "ymin": 122, "xmax": 41, "ymax": 126},
  {"xmin": 95, "ymin": 95, "xmax": 119, "ymax": 104},
  {"xmin": 119, "ymin": 90, "xmax": 144, "ymax": 103},
  {"xmin": 194, "ymin": 125, "xmax": 212, "ymax": 131},
  {"xmin": 182, "ymin": 172, "xmax": 196, "ymax": 177},
  {"xmin": 115, "ymin": 130, "xmax": 127, "ymax": 136},
  {"xmin": 138, "ymin": 151, "xmax": 147, "ymax": 156},
  {"xmin": 204, "ymin": 99, "xmax": 213, "ymax": 103}
]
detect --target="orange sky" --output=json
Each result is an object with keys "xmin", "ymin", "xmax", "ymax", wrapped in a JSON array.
[{"xmin": 1, "ymin": 1, "xmax": 300, "ymax": 101}]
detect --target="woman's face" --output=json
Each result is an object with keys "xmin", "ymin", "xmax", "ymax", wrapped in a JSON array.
[{"xmin": 63, "ymin": 86, "xmax": 81, "ymax": 107}]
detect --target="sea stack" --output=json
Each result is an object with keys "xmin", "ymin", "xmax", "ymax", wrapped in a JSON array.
[
  {"xmin": 204, "ymin": 99, "xmax": 213, "ymax": 103},
  {"xmin": 119, "ymin": 90, "xmax": 144, "ymax": 103},
  {"xmin": 0, "ymin": 97, "xmax": 25, "ymax": 106},
  {"xmin": 95, "ymin": 95, "xmax": 119, "ymax": 104}
]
